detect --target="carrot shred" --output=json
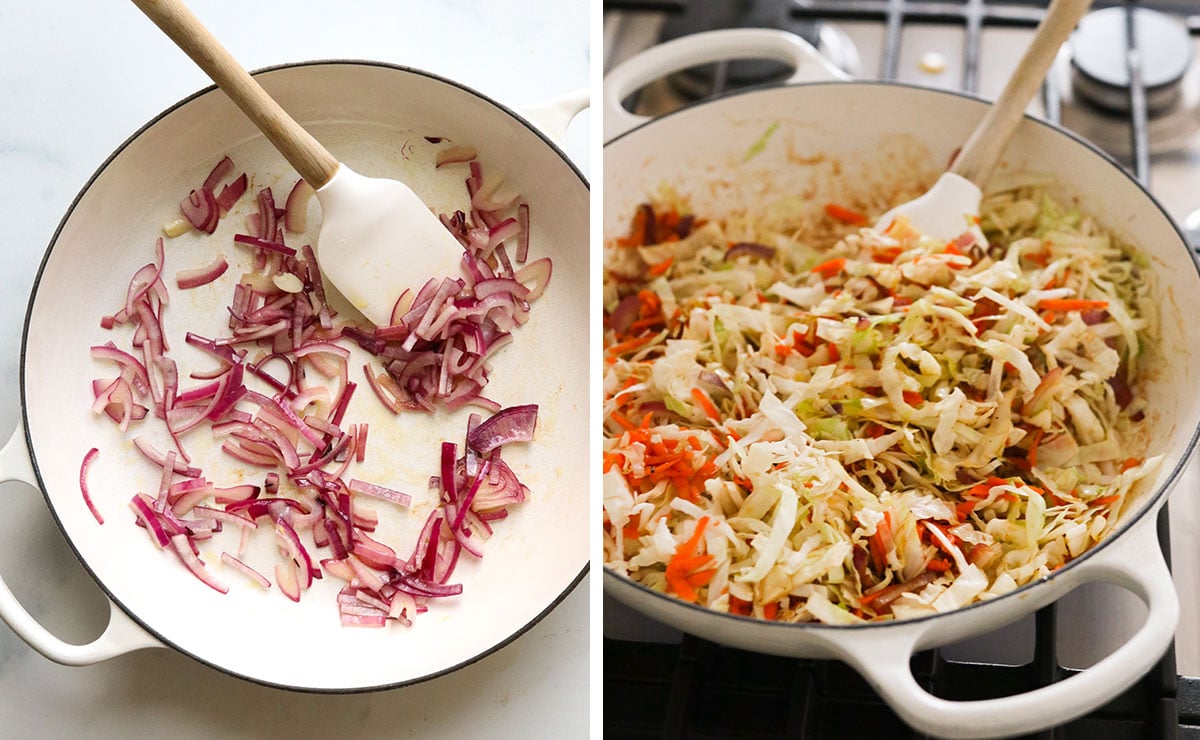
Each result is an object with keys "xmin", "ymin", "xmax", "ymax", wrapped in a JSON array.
[
  {"xmin": 824, "ymin": 203, "xmax": 867, "ymax": 225},
  {"xmin": 622, "ymin": 512, "xmax": 641, "ymax": 541},
  {"xmin": 901, "ymin": 389, "xmax": 923, "ymax": 406},
  {"xmin": 647, "ymin": 256, "xmax": 674, "ymax": 276},
  {"xmin": 691, "ymin": 388, "xmax": 721, "ymax": 423},
  {"xmin": 1027, "ymin": 428, "xmax": 1045, "ymax": 469},
  {"xmin": 762, "ymin": 602, "xmax": 779, "ymax": 621},
  {"xmin": 1091, "ymin": 494, "xmax": 1120, "ymax": 507},
  {"xmin": 1036, "ymin": 298, "xmax": 1109, "ymax": 312},
  {"xmin": 868, "ymin": 511, "xmax": 894, "ymax": 573},
  {"xmin": 609, "ymin": 411, "xmax": 637, "ymax": 431},
  {"xmin": 811, "ymin": 257, "xmax": 847, "ymax": 278},
  {"xmin": 1121, "ymin": 457, "xmax": 1141, "ymax": 471},
  {"xmin": 665, "ymin": 517, "xmax": 713, "ymax": 602},
  {"xmin": 956, "ymin": 500, "xmax": 976, "ymax": 522},
  {"xmin": 607, "ymin": 334, "xmax": 656, "ymax": 356}
]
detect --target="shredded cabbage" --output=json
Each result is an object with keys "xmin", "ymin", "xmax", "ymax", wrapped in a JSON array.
[{"xmin": 603, "ymin": 186, "xmax": 1160, "ymax": 623}]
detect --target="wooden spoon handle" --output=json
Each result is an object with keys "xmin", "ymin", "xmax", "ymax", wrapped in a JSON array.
[
  {"xmin": 950, "ymin": 0, "xmax": 1093, "ymax": 184},
  {"xmin": 131, "ymin": 0, "xmax": 340, "ymax": 188}
]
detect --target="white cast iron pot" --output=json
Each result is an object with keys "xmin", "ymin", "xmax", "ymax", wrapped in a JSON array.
[
  {"xmin": 604, "ymin": 29, "xmax": 1200, "ymax": 739},
  {"xmin": 0, "ymin": 61, "xmax": 589, "ymax": 691}
]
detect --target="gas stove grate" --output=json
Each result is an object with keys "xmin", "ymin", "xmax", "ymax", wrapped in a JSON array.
[
  {"xmin": 788, "ymin": 0, "xmax": 1200, "ymax": 185},
  {"xmin": 605, "ymin": 634, "xmax": 1200, "ymax": 739},
  {"xmin": 602, "ymin": 1, "xmax": 1199, "ymax": 737}
]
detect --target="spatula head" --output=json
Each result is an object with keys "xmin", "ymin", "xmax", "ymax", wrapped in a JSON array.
[
  {"xmin": 315, "ymin": 165, "xmax": 465, "ymax": 326},
  {"xmin": 874, "ymin": 172, "xmax": 985, "ymax": 245}
]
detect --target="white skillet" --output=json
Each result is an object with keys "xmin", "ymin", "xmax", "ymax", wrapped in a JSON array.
[
  {"xmin": 604, "ymin": 28, "xmax": 1200, "ymax": 739},
  {"xmin": 0, "ymin": 61, "xmax": 589, "ymax": 691}
]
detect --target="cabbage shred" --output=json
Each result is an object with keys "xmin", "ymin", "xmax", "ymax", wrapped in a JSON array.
[{"xmin": 602, "ymin": 186, "xmax": 1159, "ymax": 623}]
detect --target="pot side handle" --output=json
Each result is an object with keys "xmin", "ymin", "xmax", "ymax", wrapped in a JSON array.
[
  {"xmin": 603, "ymin": 28, "xmax": 850, "ymax": 142},
  {"xmin": 826, "ymin": 512, "xmax": 1177, "ymax": 739},
  {"xmin": 0, "ymin": 423, "xmax": 162, "ymax": 664},
  {"xmin": 517, "ymin": 87, "xmax": 590, "ymax": 152}
]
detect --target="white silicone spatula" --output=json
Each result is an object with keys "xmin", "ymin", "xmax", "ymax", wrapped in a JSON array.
[
  {"xmin": 131, "ymin": 0, "xmax": 466, "ymax": 326},
  {"xmin": 875, "ymin": 0, "xmax": 1094, "ymax": 241}
]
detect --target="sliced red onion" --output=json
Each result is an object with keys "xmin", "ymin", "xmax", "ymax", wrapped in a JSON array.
[
  {"xmin": 255, "ymin": 187, "xmax": 278, "ymax": 240},
  {"xmin": 79, "ymin": 448, "xmax": 104, "ymax": 525},
  {"xmin": 176, "ymin": 256, "xmax": 229, "ymax": 289},
  {"xmin": 95, "ymin": 154, "xmax": 547, "ymax": 626},
  {"xmin": 348, "ymin": 479, "xmax": 411, "ymax": 508},
  {"xmin": 516, "ymin": 203, "xmax": 530, "ymax": 263},
  {"xmin": 215, "ymin": 173, "xmax": 248, "ymax": 212},
  {"xmin": 724, "ymin": 242, "xmax": 777, "ymax": 261},
  {"xmin": 181, "ymin": 189, "xmax": 220, "ymax": 234},
  {"xmin": 275, "ymin": 519, "xmax": 318, "ymax": 587},
  {"xmin": 132, "ymin": 436, "xmax": 201, "ymax": 477},
  {"xmin": 221, "ymin": 552, "xmax": 270, "ymax": 588},
  {"xmin": 275, "ymin": 560, "xmax": 301, "ymax": 602},
  {"xmin": 202, "ymin": 156, "xmax": 235, "ymax": 193},
  {"xmin": 467, "ymin": 404, "xmax": 537, "ymax": 454},
  {"xmin": 284, "ymin": 179, "xmax": 315, "ymax": 233},
  {"xmin": 514, "ymin": 257, "xmax": 552, "ymax": 301},
  {"xmin": 232, "ymin": 233, "xmax": 297, "ymax": 257}
]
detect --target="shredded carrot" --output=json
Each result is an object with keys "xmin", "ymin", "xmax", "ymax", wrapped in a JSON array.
[
  {"xmin": 1027, "ymin": 428, "xmax": 1045, "ymax": 469},
  {"xmin": 609, "ymin": 411, "xmax": 637, "ymax": 431},
  {"xmin": 762, "ymin": 602, "xmax": 780, "ymax": 621},
  {"xmin": 665, "ymin": 517, "xmax": 714, "ymax": 602},
  {"xmin": 729, "ymin": 594, "xmax": 753, "ymax": 616},
  {"xmin": 691, "ymin": 387, "xmax": 721, "ymax": 423},
  {"xmin": 926, "ymin": 558, "xmax": 951, "ymax": 572},
  {"xmin": 1121, "ymin": 457, "xmax": 1141, "ymax": 471},
  {"xmin": 647, "ymin": 256, "xmax": 674, "ymax": 276},
  {"xmin": 1091, "ymin": 494, "xmax": 1121, "ymax": 507},
  {"xmin": 824, "ymin": 203, "xmax": 867, "ymax": 225},
  {"xmin": 872, "ymin": 246, "xmax": 904, "ymax": 263},
  {"xmin": 868, "ymin": 511, "xmax": 894, "ymax": 573},
  {"xmin": 811, "ymin": 257, "xmax": 847, "ymax": 278},
  {"xmin": 956, "ymin": 500, "xmax": 976, "ymax": 522},
  {"xmin": 622, "ymin": 512, "xmax": 641, "ymax": 541},
  {"xmin": 607, "ymin": 333, "xmax": 656, "ymax": 356},
  {"xmin": 901, "ymin": 389, "xmax": 923, "ymax": 406},
  {"xmin": 1036, "ymin": 298, "xmax": 1109, "ymax": 312}
]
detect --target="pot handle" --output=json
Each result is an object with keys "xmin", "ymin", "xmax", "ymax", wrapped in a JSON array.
[
  {"xmin": 826, "ymin": 511, "xmax": 1177, "ymax": 739},
  {"xmin": 603, "ymin": 28, "xmax": 850, "ymax": 141},
  {"xmin": 0, "ymin": 423, "xmax": 162, "ymax": 664},
  {"xmin": 517, "ymin": 87, "xmax": 590, "ymax": 151}
]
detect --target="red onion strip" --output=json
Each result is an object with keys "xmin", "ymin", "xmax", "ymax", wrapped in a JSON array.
[{"xmin": 79, "ymin": 448, "xmax": 104, "ymax": 525}]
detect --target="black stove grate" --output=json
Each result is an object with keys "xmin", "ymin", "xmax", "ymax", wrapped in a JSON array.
[
  {"xmin": 605, "ymin": 635, "xmax": 1200, "ymax": 739},
  {"xmin": 602, "ymin": 1, "xmax": 1200, "ymax": 737}
]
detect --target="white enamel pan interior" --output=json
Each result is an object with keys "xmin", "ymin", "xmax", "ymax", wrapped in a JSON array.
[
  {"xmin": 0, "ymin": 61, "xmax": 589, "ymax": 691},
  {"xmin": 604, "ymin": 30, "xmax": 1200, "ymax": 739}
]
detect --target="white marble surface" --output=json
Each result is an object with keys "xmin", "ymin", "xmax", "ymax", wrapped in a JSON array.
[{"xmin": 0, "ymin": 2, "xmax": 589, "ymax": 738}]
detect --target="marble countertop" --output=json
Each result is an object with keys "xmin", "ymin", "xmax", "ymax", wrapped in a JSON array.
[{"xmin": 0, "ymin": 2, "xmax": 589, "ymax": 738}]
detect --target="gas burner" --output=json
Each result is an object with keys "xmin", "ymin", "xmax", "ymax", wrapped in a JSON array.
[
  {"xmin": 657, "ymin": 0, "xmax": 859, "ymax": 100},
  {"xmin": 1057, "ymin": 6, "xmax": 1199, "ymax": 160},
  {"xmin": 1071, "ymin": 6, "xmax": 1192, "ymax": 114}
]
